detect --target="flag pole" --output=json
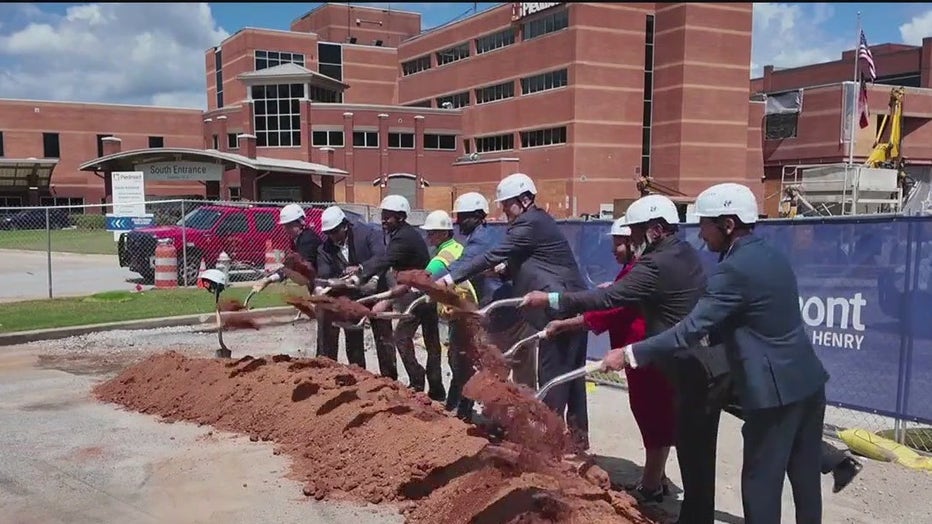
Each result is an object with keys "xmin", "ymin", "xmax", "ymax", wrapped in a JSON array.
[{"xmin": 847, "ymin": 12, "xmax": 862, "ymax": 166}]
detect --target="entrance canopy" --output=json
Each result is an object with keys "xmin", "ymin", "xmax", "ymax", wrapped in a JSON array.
[
  {"xmin": 0, "ymin": 158, "xmax": 58, "ymax": 190},
  {"xmin": 78, "ymin": 148, "xmax": 347, "ymax": 178}
]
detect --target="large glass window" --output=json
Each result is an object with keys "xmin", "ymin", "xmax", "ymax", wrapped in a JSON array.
[
  {"xmin": 252, "ymin": 84, "xmax": 304, "ymax": 147},
  {"xmin": 255, "ymin": 50, "xmax": 305, "ymax": 70},
  {"xmin": 318, "ymin": 43, "xmax": 343, "ymax": 82}
]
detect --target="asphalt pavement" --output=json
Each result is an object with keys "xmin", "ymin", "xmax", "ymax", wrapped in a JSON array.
[{"xmin": 0, "ymin": 249, "xmax": 138, "ymax": 303}]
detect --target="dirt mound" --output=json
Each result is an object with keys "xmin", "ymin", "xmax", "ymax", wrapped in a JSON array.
[{"xmin": 94, "ymin": 352, "xmax": 653, "ymax": 523}]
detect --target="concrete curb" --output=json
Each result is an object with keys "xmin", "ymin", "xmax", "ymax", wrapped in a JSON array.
[{"xmin": 0, "ymin": 306, "xmax": 303, "ymax": 346}]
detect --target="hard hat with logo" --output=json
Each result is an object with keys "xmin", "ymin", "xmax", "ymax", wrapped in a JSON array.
[
  {"xmin": 278, "ymin": 203, "xmax": 306, "ymax": 225},
  {"xmin": 420, "ymin": 210, "xmax": 454, "ymax": 231},
  {"xmin": 453, "ymin": 192, "xmax": 490, "ymax": 214},
  {"xmin": 495, "ymin": 173, "xmax": 537, "ymax": 202},
  {"xmin": 694, "ymin": 183, "xmax": 759, "ymax": 224},
  {"xmin": 609, "ymin": 216, "xmax": 632, "ymax": 237},
  {"xmin": 320, "ymin": 205, "xmax": 347, "ymax": 233},
  {"xmin": 197, "ymin": 268, "xmax": 227, "ymax": 293},
  {"xmin": 379, "ymin": 194, "xmax": 411, "ymax": 213},
  {"xmin": 624, "ymin": 194, "xmax": 680, "ymax": 226}
]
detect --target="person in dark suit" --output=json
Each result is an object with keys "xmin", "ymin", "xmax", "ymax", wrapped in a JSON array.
[
  {"xmin": 522, "ymin": 194, "xmax": 730, "ymax": 521},
  {"xmin": 439, "ymin": 173, "xmax": 591, "ymax": 449},
  {"xmin": 316, "ymin": 205, "xmax": 395, "ymax": 375},
  {"xmin": 352, "ymin": 195, "xmax": 444, "ymax": 400},
  {"xmin": 607, "ymin": 183, "xmax": 829, "ymax": 524}
]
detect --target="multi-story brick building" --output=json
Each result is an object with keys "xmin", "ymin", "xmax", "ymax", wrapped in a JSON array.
[{"xmin": 3, "ymin": 2, "xmax": 765, "ymax": 217}]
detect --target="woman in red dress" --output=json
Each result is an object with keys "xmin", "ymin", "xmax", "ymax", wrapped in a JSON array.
[{"xmin": 547, "ymin": 217, "xmax": 676, "ymax": 504}]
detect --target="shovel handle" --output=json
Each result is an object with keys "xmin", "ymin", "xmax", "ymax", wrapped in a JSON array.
[
  {"xmin": 356, "ymin": 290, "xmax": 394, "ymax": 305},
  {"xmin": 403, "ymin": 294, "xmax": 432, "ymax": 315},
  {"xmin": 479, "ymin": 297, "xmax": 524, "ymax": 316},
  {"xmin": 535, "ymin": 359, "xmax": 603, "ymax": 400},
  {"xmin": 502, "ymin": 330, "xmax": 547, "ymax": 359}
]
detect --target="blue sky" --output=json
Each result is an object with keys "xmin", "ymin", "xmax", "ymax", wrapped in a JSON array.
[{"xmin": 1, "ymin": 3, "xmax": 931, "ymax": 109}]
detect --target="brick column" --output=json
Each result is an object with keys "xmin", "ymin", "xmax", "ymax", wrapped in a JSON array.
[{"xmin": 216, "ymin": 115, "xmax": 228, "ymax": 151}]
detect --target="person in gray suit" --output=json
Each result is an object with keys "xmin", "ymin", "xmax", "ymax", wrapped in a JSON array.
[
  {"xmin": 607, "ymin": 183, "xmax": 830, "ymax": 524},
  {"xmin": 439, "ymin": 173, "xmax": 591, "ymax": 449}
]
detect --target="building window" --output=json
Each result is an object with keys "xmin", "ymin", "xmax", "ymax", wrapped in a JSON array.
[
  {"xmin": 476, "ymin": 27, "xmax": 515, "ymax": 54},
  {"xmin": 252, "ymin": 84, "xmax": 304, "ymax": 147},
  {"xmin": 215, "ymin": 48, "xmax": 224, "ymax": 109},
  {"xmin": 0, "ymin": 131, "xmax": 4, "ymax": 157},
  {"xmin": 521, "ymin": 68, "xmax": 568, "ymax": 95},
  {"xmin": 255, "ymin": 50, "xmax": 306, "ymax": 71},
  {"xmin": 352, "ymin": 131, "xmax": 378, "ymax": 148},
  {"xmin": 388, "ymin": 132, "xmax": 415, "ymax": 149},
  {"xmin": 405, "ymin": 100, "xmax": 432, "ymax": 108},
  {"xmin": 309, "ymin": 85, "xmax": 342, "ymax": 103},
  {"xmin": 0, "ymin": 196, "xmax": 22, "ymax": 206},
  {"xmin": 765, "ymin": 113, "xmax": 799, "ymax": 140},
  {"xmin": 311, "ymin": 129, "xmax": 345, "ymax": 147},
  {"xmin": 520, "ymin": 126, "xmax": 567, "ymax": 148},
  {"xmin": 402, "ymin": 55, "xmax": 431, "ymax": 76},
  {"xmin": 148, "ymin": 136, "xmax": 164, "ymax": 148},
  {"xmin": 43, "ymin": 132, "xmax": 60, "ymax": 158},
  {"xmin": 475, "ymin": 133, "xmax": 513, "ymax": 153},
  {"xmin": 96, "ymin": 134, "xmax": 113, "ymax": 158},
  {"xmin": 436, "ymin": 42, "xmax": 469, "ymax": 66},
  {"xmin": 641, "ymin": 15, "xmax": 655, "ymax": 177},
  {"xmin": 476, "ymin": 81, "xmax": 515, "ymax": 104},
  {"xmin": 318, "ymin": 43, "xmax": 343, "ymax": 81},
  {"xmin": 875, "ymin": 72, "xmax": 921, "ymax": 88},
  {"xmin": 212, "ymin": 134, "xmax": 219, "ymax": 149},
  {"xmin": 425, "ymin": 134, "xmax": 457, "ymax": 151},
  {"xmin": 227, "ymin": 133, "xmax": 239, "ymax": 149},
  {"xmin": 522, "ymin": 9, "xmax": 569, "ymax": 41},
  {"xmin": 436, "ymin": 91, "xmax": 470, "ymax": 109},
  {"xmin": 229, "ymin": 186, "xmax": 241, "ymax": 201}
]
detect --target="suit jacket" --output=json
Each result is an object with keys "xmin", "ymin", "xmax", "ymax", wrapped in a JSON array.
[
  {"xmin": 448, "ymin": 207, "xmax": 587, "ymax": 329},
  {"xmin": 558, "ymin": 235, "xmax": 730, "ymax": 383},
  {"xmin": 632, "ymin": 235, "xmax": 829, "ymax": 411},
  {"xmin": 358, "ymin": 222, "xmax": 431, "ymax": 283},
  {"xmin": 317, "ymin": 223, "xmax": 386, "ymax": 293}
]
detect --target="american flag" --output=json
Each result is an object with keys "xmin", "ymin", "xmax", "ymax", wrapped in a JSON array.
[{"xmin": 858, "ymin": 30, "xmax": 876, "ymax": 82}]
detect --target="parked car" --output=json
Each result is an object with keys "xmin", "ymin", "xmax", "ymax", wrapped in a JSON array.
[
  {"xmin": 0, "ymin": 208, "xmax": 72, "ymax": 230},
  {"xmin": 118, "ymin": 204, "xmax": 323, "ymax": 284}
]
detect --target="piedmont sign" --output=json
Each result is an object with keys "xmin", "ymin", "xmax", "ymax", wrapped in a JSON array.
[
  {"xmin": 138, "ymin": 161, "xmax": 223, "ymax": 182},
  {"xmin": 511, "ymin": 2, "xmax": 561, "ymax": 21}
]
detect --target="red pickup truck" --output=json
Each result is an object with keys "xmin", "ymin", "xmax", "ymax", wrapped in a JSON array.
[{"xmin": 118, "ymin": 204, "xmax": 323, "ymax": 285}]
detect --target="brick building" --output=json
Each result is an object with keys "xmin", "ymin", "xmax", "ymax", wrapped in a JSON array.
[
  {"xmin": 0, "ymin": 2, "xmax": 761, "ymax": 217},
  {"xmin": 752, "ymin": 38, "xmax": 932, "ymax": 217}
]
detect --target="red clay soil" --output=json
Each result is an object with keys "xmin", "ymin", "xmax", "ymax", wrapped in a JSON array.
[
  {"xmin": 395, "ymin": 269, "xmax": 477, "ymax": 312},
  {"xmin": 94, "ymin": 353, "xmax": 655, "ymax": 523},
  {"xmin": 306, "ymin": 295, "xmax": 374, "ymax": 321},
  {"xmin": 284, "ymin": 295, "xmax": 316, "ymax": 318},
  {"xmin": 281, "ymin": 252, "xmax": 317, "ymax": 286}
]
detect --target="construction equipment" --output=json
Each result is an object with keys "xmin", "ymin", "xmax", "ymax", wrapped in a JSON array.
[
  {"xmin": 632, "ymin": 174, "xmax": 696, "ymax": 221},
  {"xmin": 779, "ymin": 86, "xmax": 909, "ymax": 218}
]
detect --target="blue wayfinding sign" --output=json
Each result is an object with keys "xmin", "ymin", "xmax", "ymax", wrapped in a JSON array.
[{"xmin": 106, "ymin": 215, "xmax": 154, "ymax": 232}]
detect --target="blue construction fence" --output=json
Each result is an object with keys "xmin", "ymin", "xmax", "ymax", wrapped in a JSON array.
[{"xmin": 478, "ymin": 216, "xmax": 932, "ymax": 426}]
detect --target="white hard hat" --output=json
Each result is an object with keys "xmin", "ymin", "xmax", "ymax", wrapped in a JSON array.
[
  {"xmin": 420, "ymin": 210, "xmax": 454, "ymax": 231},
  {"xmin": 278, "ymin": 203, "xmax": 306, "ymax": 225},
  {"xmin": 198, "ymin": 268, "xmax": 227, "ymax": 287},
  {"xmin": 694, "ymin": 183, "xmax": 759, "ymax": 224},
  {"xmin": 495, "ymin": 173, "xmax": 537, "ymax": 202},
  {"xmin": 625, "ymin": 195, "xmax": 680, "ymax": 226},
  {"xmin": 453, "ymin": 192, "xmax": 490, "ymax": 214},
  {"xmin": 609, "ymin": 216, "xmax": 631, "ymax": 237},
  {"xmin": 320, "ymin": 205, "xmax": 347, "ymax": 232},
  {"xmin": 379, "ymin": 194, "xmax": 411, "ymax": 213}
]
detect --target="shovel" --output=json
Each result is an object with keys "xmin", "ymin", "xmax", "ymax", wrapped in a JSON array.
[
  {"xmin": 212, "ymin": 285, "xmax": 232, "ymax": 359},
  {"xmin": 502, "ymin": 329, "xmax": 548, "ymax": 360},
  {"xmin": 333, "ymin": 311, "xmax": 415, "ymax": 330},
  {"xmin": 535, "ymin": 359, "xmax": 604, "ymax": 400}
]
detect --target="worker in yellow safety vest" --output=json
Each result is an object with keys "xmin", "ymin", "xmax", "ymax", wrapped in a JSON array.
[{"xmin": 420, "ymin": 210, "xmax": 478, "ymax": 418}]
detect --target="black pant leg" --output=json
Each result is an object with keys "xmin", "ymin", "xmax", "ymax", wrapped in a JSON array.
[
  {"xmin": 369, "ymin": 318, "xmax": 398, "ymax": 380},
  {"xmin": 343, "ymin": 324, "xmax": 366, "ymax": 369},
  {"xmin": 316, "ymin": 310, "xmax": 340, "ymax": 361}
]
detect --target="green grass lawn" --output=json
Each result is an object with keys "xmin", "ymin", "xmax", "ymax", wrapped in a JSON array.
[
  {"xmin": 0, "ymin": 229, "xmax": 118, "ymax": 255},
  {"xmin": 0, "ymin": 285, "xmax": 308, "ymax": 333}
]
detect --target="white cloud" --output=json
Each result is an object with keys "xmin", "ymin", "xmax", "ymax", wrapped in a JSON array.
[
  {"xmin": 751, "ymin": 3, "xmax": 847, "ymax": 78},
  {"xmin": 0, "ymin": 3, "xmax": 228, "ymax": 109},
  {"xmin": 899, "ymin": 10, "xmax": 932, "ymax": 46}
]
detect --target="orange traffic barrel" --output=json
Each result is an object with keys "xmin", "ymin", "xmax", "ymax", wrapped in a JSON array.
[
  {"xmin": 154, "ymin": 239, "xmax": 178, "ymax": 288},
  {"xmin": 264, "ymin": 239, "xmax": 282, "ymax": 273}
]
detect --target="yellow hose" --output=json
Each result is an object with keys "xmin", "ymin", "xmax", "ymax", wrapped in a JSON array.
[{"xmin": 838, "ymin": 428, "xmax": 932, "ymax": 472}]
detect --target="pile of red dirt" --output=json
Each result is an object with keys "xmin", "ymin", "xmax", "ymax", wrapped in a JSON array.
[
  {"xmin": 395, "ymin": 270, "xmax": 477, "ymax": 312},
  {"xmin": 94, "ymin": 352, "xmax": 654, "ymax": 523}
]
